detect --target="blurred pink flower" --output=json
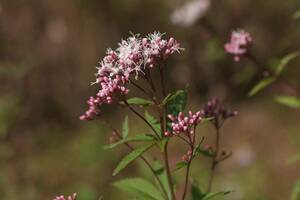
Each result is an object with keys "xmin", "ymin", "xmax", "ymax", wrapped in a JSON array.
[
  {"xmin": 224, "ymin": 30, "xmax": 252, "ymax": 62},
  {"xmin": 170, "ymin": 0, "xmax": 211, "ymax": 27}
]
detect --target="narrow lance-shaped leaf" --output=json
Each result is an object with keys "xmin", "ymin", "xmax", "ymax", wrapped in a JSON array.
[
  {"xmin": 153, "ymin": 161, "xmax": 171, "ymax": 199},
  {"xmin": 113, "ymin": 142, "xmax": 155, "ymax": 176},
  {"xmin": 175, "ymin": 161, "xmax": 188, "ymax": 171},
  {"xmin": 275, "ymin": 52, "xmax": 300, "ymax": 75},
  {"xmin": 103, "ymin": 134, "xmax": 156, "ymax": 150},
  {"xmin": 202, "ymin": 191, "xmax": 232, "ymax": 200},
  {"xmin": 122, "ymin": 115, "xmax": 129, "ymax": 138},
  {"xmin": 248, "ymin": 77, "xmax": 276, "ymax": 97},
  {"xmin": 145, "ymin": 111, "xmax": 161, "ymax": 135},
  {"xmin": 113, "ymin": 177, "xmax": 165, "ymax": 200},
  {"xmin": 127, "ymin": 97, "xmax": 154, "ymax": 107},
  {"xmin": 274, "ymin": 96, "xmax": 300, "ymax": 108}
]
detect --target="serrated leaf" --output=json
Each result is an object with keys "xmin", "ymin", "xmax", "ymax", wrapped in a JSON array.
[
  {"xmin": 165, "ymin": 90, "xmax": 187, "ymax": 116},
  {"xmin": 103, "ymin": 134, "xmax": 156, "ymax": 150},
  {"xmin": 113, "ymin": 143, "xmax": 155, "ymax": 176},
  {"xmin": 274, "ymin": 96, "xmax": 300, "ymax": 108},
  {"xmin": 275, "ymin": 52, "xmax": 300, "ymax": 74},
  {"xmin": 248, "ymin": 77, "xmax": 276, "ymax": 97},
  {"xmin": 113, "ymin": 178, "xmax": 164, "ymax": 200},
  {"xmin": 145, "ymin": 111, "xmax": 161, "ymax": 135},
  {"xmin": 127, "ymin": 97, "xmax": 154, "ymax": 107},
  {"xmin": 122, "ymin": 116, "xmax": 129, "ymax": 138},
  {"xmin": 291, "ymin": 179, "xmax": 300, "ymax": 200},
  {"xmin": 293, "ymin": 10, "xmax": 300, "ymax": 19},
  {"xmin": 162, "ymin": 93, "xmax": 172, "ymax": 105},
  {"xmin": 202, "ymin": 191, "xmax": 232, "ymax": 200}
]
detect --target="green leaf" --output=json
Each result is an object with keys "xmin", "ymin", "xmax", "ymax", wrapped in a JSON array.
[
  {"xmin": 145, "ymin": 111, "xmax": 161, "ymax": 135},
  {"xmin": 191, "ymin": 182, "xmax": 232, "ymax": 200},
  {"xmin": 159, "ymin": 137, "xmax": 169, "ymax": 152},
  {"xmin": 175, "ymin": 161, "xmax": 188, "ymax": 171},
  {"xmin": 202, "ymin": 191, "xmax": 232, "ymax": 200},
  {"xmin": 122, "ymin": 116, "xmax": 129, "ymax": 138},
  {"xmin": 248, "ymin": 77, "xmax": 276, "ymax": 97},
  {"xmin": 165, "ymin": 90, "xmax": 187, "ymax": 116},
  {"xmin": 274, "ymin": 96, "xmax": 300, "ymax": 108},
  {"xmin": 153, "ymin": 161, "xmax": 171, "ymax": 199},
  {"xmin": 164, "ymin": 90, "xmax": 187, "ymax": 131},
  {"xmin": 112, "ymin": 143, "xmax": 155, "ymax": 176},
  {"xmin": 103, "ymin": 134, "xmax": 156, "ymax": 150},
  {"xmin": 127, "ymin": 97, "xmax": 154, "ymax": 107},
  {"xmin": 194, "ymin": 145, "xmax": 214, "ymax": 158},
  {"xmin": 275, "ymin": 52, "xmax": 300, "ymax": 74},
  {"xmin": 293, "ymin": 10, "xmax": 300, "ymax": 19},
  {"xmin": 113, "ymin": 178, "xmax": 164, "ymax": 200},
  {"xmin": 191, "ymin": 182, "xmax": 205, "ymax": 200},
  {"xmin": 291, "ymin": 179, "xmax": 300, "ymax": 200}
]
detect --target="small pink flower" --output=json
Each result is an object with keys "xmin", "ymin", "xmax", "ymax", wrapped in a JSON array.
[
  {"xmin": 224, "ymin": 30, "xmax": 252, "ymax": 62},
  {"xmin": 80, "ymin": 32, "xmax": 182, "ymax": 121},
  {"xmin": 53, "ymin": 193, "xmax": 77, "ymax": 200},
  {"xmin": 168, "ymin": 110, "xmax": 203, "ymax": 136}
]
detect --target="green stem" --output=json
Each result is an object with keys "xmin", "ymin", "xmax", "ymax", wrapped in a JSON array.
[{"xmin": 207, "ymin": 127, "xmax": 220, "ymax": 192}]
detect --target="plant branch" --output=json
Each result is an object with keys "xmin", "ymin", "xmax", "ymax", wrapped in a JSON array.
[
  {"xmin": 181, "ymin": 126, "xmax": 196, "ymax": 200},
  {"xmin": 129, "ymin": 78, "xmax": 155, "ymax": 100},
  {"xmin": 163, "ymin": 142, "xmax": 176, "ymax": 200},
  {"xmin": 207, "ymin": 126, "xmax": 220, "ymax": 192},
  {"xmin": 247, "ymin": 52, "xmax": 300, "ymax": 95},
  {"xmin": 101, "ymin": 119, "xmax": 169, "ymax": 199},
  {"xmin": 123, "ymin": 100, "xmax": 161, "ymax": 139}
]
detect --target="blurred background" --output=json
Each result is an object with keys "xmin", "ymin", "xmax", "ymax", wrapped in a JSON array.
[{"xmin": 0, "ymin": 0, "xmax": 300, "ymax": 199}]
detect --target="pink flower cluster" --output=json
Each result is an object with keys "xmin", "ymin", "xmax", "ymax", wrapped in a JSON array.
[
  {"xmin": 80, "ymin": 32, "xmax": 181, "ymax": 120},
  {"xmin": 224, "ymin": 30, "xmax": 252, "ymax": 62},
  {"xmin": 164, "ymin": 111, "xmax": 203, "ymax": 136},
  {"xmin": 53, "ymin": 193, "xmax": 77, "ymax": 200}
]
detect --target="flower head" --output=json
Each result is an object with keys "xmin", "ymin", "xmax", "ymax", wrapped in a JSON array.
[
  {"xmin": 53, "ymin": 193, "xmax": 77, "ymax": 200},
  {"xmin": 165, "ymin": 110, "xmax": 203, "ymax": 136},
  {"xmin": 80, "ymin": 32, "xmax": 182, "ymax": 120},
  {"xmin": 202, "ymin": 98, "xmax": 237, "ymax": 127},
  {"xmin": 224, "ymin": 30, "xmax": 252, "ymax": 62}
]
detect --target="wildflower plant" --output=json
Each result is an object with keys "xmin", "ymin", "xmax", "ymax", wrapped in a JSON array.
[
  {"xmin": 75, "ymin": 32, "xmax": 236, "ymax": 200},
  {"xmin": 224, "ymin": 29, "xmax": 300, "ymax": 107}
]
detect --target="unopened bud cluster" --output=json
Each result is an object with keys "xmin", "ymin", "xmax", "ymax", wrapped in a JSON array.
[
  {"xmin": 80, "ymin": 32, "xmax": 182, "ymax": 120},
  {"xmin": 224, "ymin": 30, "xmax": 252, "ymax": 62},
  {"xmin": 202, "ymin": 98, "xmax": 237, "ymax": 127},
  {"xmin": 165, "ymin": 111, "xmax": 203, "ymax": 137}
]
